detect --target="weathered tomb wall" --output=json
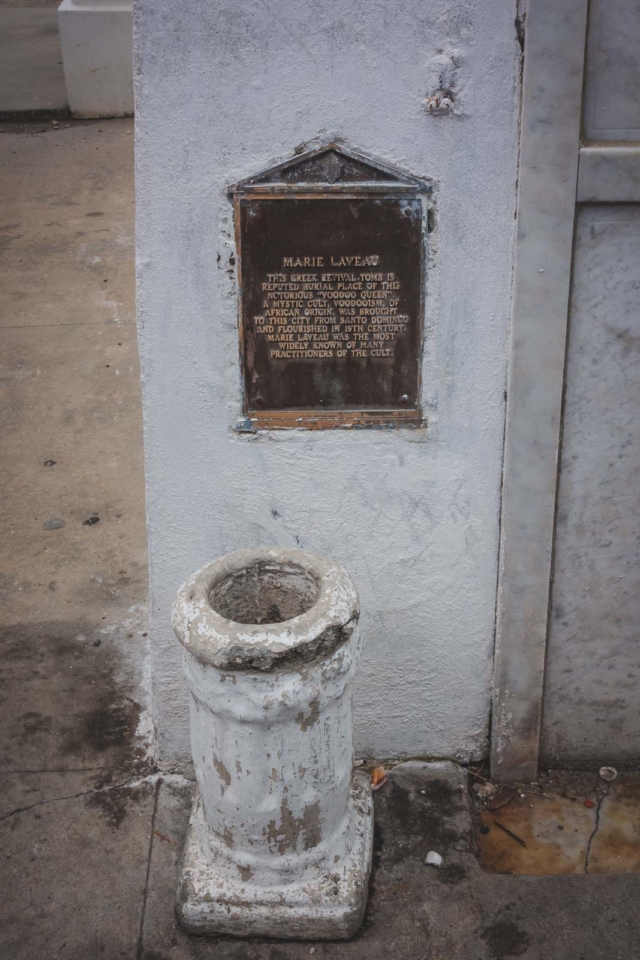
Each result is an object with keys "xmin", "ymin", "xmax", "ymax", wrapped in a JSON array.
[{"xmin": 134, "ymin": 0, "xmax": 521, "ymax": 770}]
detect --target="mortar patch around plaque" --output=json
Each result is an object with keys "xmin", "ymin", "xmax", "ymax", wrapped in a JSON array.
[{"xmin": 229, "ymin": 143, "xmax": 431, "ymax": 430}]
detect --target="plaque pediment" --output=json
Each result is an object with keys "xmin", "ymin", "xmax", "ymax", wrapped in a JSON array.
[{"xmin": 229, "ymin": 142, "xmax": 430, "ymax": 193}]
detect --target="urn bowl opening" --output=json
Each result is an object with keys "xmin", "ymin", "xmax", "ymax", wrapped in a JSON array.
[{"xmin": 208, "ymin": 559, "xmax": 320, "ymax": 625}]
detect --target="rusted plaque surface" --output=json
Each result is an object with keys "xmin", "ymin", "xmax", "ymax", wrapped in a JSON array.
[{"xmin": 231, "ymin": 144, "xmax": 427, "ymax": 428}]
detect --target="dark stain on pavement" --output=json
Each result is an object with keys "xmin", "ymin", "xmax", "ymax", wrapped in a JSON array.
[
  {"xmin": 81, "ymin": 702, "xmax": 139, "ymax": 753},
  {"xmin": 357, "ymin": 770, "xmax": 470, "ymax": 943},
  {"xmin": 439, "ymin": 862, "xmax": 468, "ymax": 885},
  {"xmin": 0, "ymin": 620, "xmax": 147, "ymax": 786},
  {"xmin": 481, "ymin": 919, "xmax": 531, "ymax": 958},
  {"xmin": 374, "ymin": 776, "xmax": 464, "ymax": 867},
  {"xmin": 86, "ymin": 779, "xmax": 154, "ymax": 828}
]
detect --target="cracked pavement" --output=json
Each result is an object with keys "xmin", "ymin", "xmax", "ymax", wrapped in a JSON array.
[
  {"xmin": 475, "ymin": 770, "xmax": 640, "ymax": 878},
  {"xmin": 584, "ymin": 789, "xmax": 605, "ymax": 875}
]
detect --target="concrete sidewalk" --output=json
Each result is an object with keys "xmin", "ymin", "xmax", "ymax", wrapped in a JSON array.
[
  {"xmin": 0, "ymin": 117, "xmax": 151, "ymax": 956},
  {"xmin": 1, "ymin": 119, "xmax": 639, "ymax": 960}
]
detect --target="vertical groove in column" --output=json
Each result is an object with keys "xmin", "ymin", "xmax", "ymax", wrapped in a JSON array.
[{"xmin": 491, "ymin": 0, "xmax": 589, "ymax": 782}]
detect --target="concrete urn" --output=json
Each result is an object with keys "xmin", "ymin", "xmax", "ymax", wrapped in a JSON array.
[{"xmin": 172, "ymin": 547, "xmax": 373, "ymax": 939}]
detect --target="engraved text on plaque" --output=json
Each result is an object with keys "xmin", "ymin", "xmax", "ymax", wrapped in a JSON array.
[{"xmin": 230, "ymin": 145, "xmax": 428, "ymax": 428}]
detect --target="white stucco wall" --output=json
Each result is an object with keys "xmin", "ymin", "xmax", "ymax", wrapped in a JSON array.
[{"xmin": 134, "ymin": 0, "xmax": 520, "ymax": 772}]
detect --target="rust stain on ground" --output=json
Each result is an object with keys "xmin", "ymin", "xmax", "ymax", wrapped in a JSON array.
[
  {"xmin": 588, "ymin": 780, "xmax": 640, "ymax": 874},
  {"xmin": 475, "ymin": 773, "xmax": 640, "ymax": 876},
  {"xmin": 477, "ymin": 790, "xmax": 594, "ymax": 875}
]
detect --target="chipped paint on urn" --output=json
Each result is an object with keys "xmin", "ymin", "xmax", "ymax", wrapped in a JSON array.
[{"xmin": 172, "ymin": 547, "xmax": 374, "ymax": 939}]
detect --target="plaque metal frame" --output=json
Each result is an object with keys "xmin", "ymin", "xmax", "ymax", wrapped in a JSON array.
[{"xmin": 229, "ymin": 142, "xmax": 431, "ymax": 430}]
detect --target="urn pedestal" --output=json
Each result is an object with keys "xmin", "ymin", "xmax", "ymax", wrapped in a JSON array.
[{"xmin": 172, "ymin": 548, "xmax": 373, "ymax": 939}]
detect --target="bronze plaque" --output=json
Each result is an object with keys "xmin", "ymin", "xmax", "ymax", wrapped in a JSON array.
[{"xmin": 231, "ymin": 144, "xmax": 428, "ymax": 429}]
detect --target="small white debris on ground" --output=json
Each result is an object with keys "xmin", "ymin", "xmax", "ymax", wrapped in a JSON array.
[
  {"xmin": 425, "ymin": 851, "xmax": 443, "ymax": 868},
  {"xmin": 599, "ymin": 766, "xmax": 618, "ymax": 782}
]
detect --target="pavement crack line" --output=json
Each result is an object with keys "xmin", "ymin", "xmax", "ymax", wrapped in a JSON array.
[
  {"xmin": 584, "ymin": 789, "xmax": 607, "ymax": 874},
  {"xmin": 136, "ymin": 779, "xmax": 161, "ymax": 960},
  {"xmin": 0, "ymin": 771, "xmax": 190, "ymax": 824}
]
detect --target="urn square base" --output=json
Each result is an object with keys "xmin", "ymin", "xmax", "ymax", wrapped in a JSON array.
[{"xmin": 176, "ymin": 773, "xmax": 373, "ymax": 940}]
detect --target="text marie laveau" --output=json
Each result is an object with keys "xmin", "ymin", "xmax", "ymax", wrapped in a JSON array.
[{"xmin": 282, "ymin": 254, "xmax": 380, "ymax": 268}]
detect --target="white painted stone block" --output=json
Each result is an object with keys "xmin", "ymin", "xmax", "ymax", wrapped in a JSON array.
[
  {"xmin": 172, "ymin": 548, "xmax": 373, "ymax": 939},
  {"xmin": 58, "ymin": 0, "xmax": 133, "ymax": 117}
]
